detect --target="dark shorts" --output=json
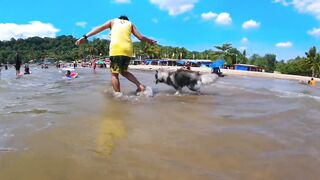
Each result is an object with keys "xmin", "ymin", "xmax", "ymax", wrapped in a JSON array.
[
  {"xmin": 109, "ymin": 56, "xmax": 131, "ymax": 74},
  {"xmin": 15, "ymin": 65, "xmax": 21, "ymax": 71}
]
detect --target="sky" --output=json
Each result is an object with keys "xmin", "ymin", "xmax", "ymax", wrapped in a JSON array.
[{"xmin": 1, "ymin": 0, "xmax": 320, "ymax": 60}]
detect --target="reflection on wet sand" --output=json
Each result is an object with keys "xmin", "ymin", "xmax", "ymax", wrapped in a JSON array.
[{"xmin": 95, "ymin": 100, "xmax": 127, "ymax": 156}]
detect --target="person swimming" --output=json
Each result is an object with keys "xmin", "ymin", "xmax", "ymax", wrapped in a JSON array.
[
  {"xmin": 308, "ymin": 78, "xmax": 316, "ymax": 87},
  {"xmin": 65, "ymin": 70, "xmax": 78, "ymax": 79},
  {"xmin": 65, "ymin": 70, "xmax": 72, "ymax": 78},
  {"xmin": 24, "ymin": 64, "xmax": 31, "ymax": 74}
]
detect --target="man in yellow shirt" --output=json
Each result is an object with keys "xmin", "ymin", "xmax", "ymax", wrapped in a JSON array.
[
  {"xmin": 308, "ymin": 78, "xmax": 316, "ymax": 87},
  {"xmin": 76, "ymin": 15, "xmax": 156, "ymax": 95}
]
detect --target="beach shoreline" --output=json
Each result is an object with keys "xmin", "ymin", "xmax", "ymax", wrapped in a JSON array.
[{"xmin": 129, "ymin": 65, "xmax": 319, "ymax": 82}]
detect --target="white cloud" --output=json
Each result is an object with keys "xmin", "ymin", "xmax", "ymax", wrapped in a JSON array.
[
  {"xmin": 201, "ymin": 12, "xmax": 232, "ymax": 25},
  {"xmin": 274, "ymin": 0, "xmax": 320, "ymax": 20},
  {"xmin": 308, "ymin": 27, "xmax": 320, "ymax": 37},
  {"xmin": 76, "ymin": 21, "xmax": 87, "ymax": 28},
  {"xmin": 112, "ymin": 0, "xmax": 131, "ymax": 3},
  {"xmin": 149, "ymin": 0, "xmax": 198, "ymax": 16},
  {"xmin": 0, "ymin": 21, "xmax": 60, "ymax": 41},
  {"xmin": 276, "ymin": 41, "xmax": 293, "ymax": 48},
  {"xmin": 242, "ymin": 19, "xmax": 260, "ymax": 29},
  {"xmin": 273, "ymin": 0, "xmax": 289, "ymax": 6},
  {"xmin": 215, "ymin": 12, "xmax": 232, "ymax": 25},
  {"xmin": 201, "ymin": 11, "xmax": 217, "ymax": 21},
  {"xmin": 241, "ymin": 37, "xmax": 249, "ymax": 43},
  {"xmin": 152, "ymin": 18, "xmax": 159, "ymax": 23}
]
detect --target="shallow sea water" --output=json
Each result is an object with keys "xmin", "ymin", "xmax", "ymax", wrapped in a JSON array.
[{"xmin": 0, "ymin": 66, "xmax": 320, "ymax": 180}]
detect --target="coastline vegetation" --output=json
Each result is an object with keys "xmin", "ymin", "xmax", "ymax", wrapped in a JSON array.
[{"xmin": 0, "ymin": 35, "xmax": 319, "ymax": 77}]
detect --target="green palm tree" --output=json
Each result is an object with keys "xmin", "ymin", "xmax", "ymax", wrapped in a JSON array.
[
  {"xmin": 213, "ymin": 43, "xmax": 235, "ymax": 64},
  {"xmin": 305, "ymin": 46, "xmax": 320, "ymax": 77},
  {"xmin": 214, "ymin": 43, "xmax": 232, "ymax": 52}
]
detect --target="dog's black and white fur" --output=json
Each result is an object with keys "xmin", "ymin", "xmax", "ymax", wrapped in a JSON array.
[{"xmin": 155, "ymin": 69, "xmax": 218, "ymax": 94}]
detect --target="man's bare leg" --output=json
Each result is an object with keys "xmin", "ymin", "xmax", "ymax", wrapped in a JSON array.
[
  {"xmin": 111, "ymin": 73, "xmax": 121, "ymax": 92},
  {"xmin": 121, "ymin": 71, "xmax": 145, "ymax": 92}
]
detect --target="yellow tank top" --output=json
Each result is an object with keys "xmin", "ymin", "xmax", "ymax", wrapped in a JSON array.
[
  {"xmin": 109, "ymin": 19, "xmax": 133, "ymax": 57},
  {"xmin": 310, "ymin": 80, "xmax": 316, "ymax": 86}
]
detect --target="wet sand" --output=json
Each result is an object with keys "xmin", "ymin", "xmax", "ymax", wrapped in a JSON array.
[{"xmin": 1, "ymin": 67, "xmax": 320, "ymax": 180}]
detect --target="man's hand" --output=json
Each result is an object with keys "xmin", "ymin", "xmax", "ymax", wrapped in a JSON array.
[
  {"xmin": 75, "ymin": 37, "xmax": 87, "ymax": 46},
  {"xmin": 146, "ymin": 38, "xmax": 157, "ymax": 45}
]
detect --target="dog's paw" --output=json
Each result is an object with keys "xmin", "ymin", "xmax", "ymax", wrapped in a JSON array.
[{"xmin": 174, "ymin": 91, "xmax": 182, "ymax": 96}]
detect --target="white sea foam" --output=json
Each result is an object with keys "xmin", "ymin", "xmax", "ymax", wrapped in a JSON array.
[
  {"xmin": 200, "ymin": 74, "xmax": 219, "ymax": 85},
  {"xmin": 272, "ymin": 89, "xmax": 320, "ymax": 101},
  {"xmin": 136, "ymin": 86, "xmax": 154, "ymax": 97},
  {"xmin": 0, "ymin": 147, "xmax": 18, "ymax": 152}
]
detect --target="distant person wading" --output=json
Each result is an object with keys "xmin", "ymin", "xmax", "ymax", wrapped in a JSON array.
[
  {"xmin": 15, "ymin": 52, "xmax": 22, "ymax": 77},
  {"xmin": 75, "ymin": 15, "xmax": 156, "ymax": 95}
]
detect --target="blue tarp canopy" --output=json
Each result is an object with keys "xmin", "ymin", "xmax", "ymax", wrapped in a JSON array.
[
  {"xmin": 235, "ymin": 65, "xmax": 249, "ymax": 71},
  {"xmin": 177, "ymin": 60, "xmax": 210, "ymax": 66},
  {"xmin": 159, "ymin": 60, "xmax": 167, "ymax": 63},
  {"xmin": 145, "ymin": 59, "xmax": 152, "ymax": 65},
  {"xmin": 201, "ymin": 61, "xmax": 212, "ymax": 66},
  {"xmin": 210, "ymin": 60, "xmax": 225, "ymax": 68},
  {"xmin": 188, "ymin": 61, "xmax": 198, "ymax": 65},
  {"xmin": 145, "ymin": 59, "xmax": 159, "ymax": 65},
  {"xmin": 176, "ymin": 60, "xmax": 185, "ymax": 65}
]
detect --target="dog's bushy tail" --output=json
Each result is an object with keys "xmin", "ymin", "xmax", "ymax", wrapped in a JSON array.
[{"xmin": 200, "ymin": 74, "xmax": 219, "ymax": 85}]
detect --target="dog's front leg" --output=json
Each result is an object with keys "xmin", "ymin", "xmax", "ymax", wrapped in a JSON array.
[{"xmin": 174, "ymin": 88, "xmax": 182, "ymax": 96}]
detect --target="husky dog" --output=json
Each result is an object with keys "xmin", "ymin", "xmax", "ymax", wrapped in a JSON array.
[{"xmin": 155, "ymin": 69, "xmax": 218, "ymax": 94}]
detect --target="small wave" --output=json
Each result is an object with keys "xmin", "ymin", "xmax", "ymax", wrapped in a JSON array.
[
  {"xmin": 219, "ymin": 80, "xmax": 320, "ymax": 101},
  {"xmin": 272, "ymin": 89, "xmax": 320, "ymax": 101},
  {"xmin": 215, "ymin": 81, "xmax": 259, "ymax": 94},
  {"xmin": 36, "ymin": 121, "xmax": 55, "ymax": 131},
  {"xmin": 8, "ymin": 108, "xmax": 49, "ymax": 114},
  {"xmin": 7, "ymin": 108, "xmax": 63, "ymax": 115},
  {"xmin": 0, "ymin": 147, "xmax": 18, "ymax": 152},
  {"xmin": 0, "ymin": 133, "xmax": 15, "ymax": 138}
]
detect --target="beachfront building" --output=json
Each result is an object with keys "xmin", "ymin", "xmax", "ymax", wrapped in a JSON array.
[
  {"xmin": 176, "ymin": 60, "xmax": 212, "ymax": 67},
  {"xmin": 132, "ymin": 59, "xmax": 213, "ymax": 67},
  {"xmin": 132, "ymin": 59, "xmax": 162, "ymax": 65},
  {"xmin": 234, "ymin": 64, "xmax": 261, "ymax": 71}
]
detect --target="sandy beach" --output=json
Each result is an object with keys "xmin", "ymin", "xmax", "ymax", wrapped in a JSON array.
[{"xmin": 129, "ymin": 65, "xmax": 319, "ymax": 82}]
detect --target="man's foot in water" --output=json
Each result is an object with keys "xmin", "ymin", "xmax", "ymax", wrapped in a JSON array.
[
  {"xmin": 137, "ymin": 84, "xmax": 145, "ymax": 92},
  {"xmin": 136, "ymin": 84, "xmax": 146, "ymax": 95}
]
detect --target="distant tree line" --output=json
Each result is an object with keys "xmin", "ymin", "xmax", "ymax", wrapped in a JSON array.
[
  {"xmin": 0, "ymin": 35, "xmax": 110, "ymax": 64},
  {"xmin": 275, "ymin": 46, "xmax": 320, "ymax": 78},
  {"xmin": 0, "ymin": 36, "xmax": 319, "ymax": 77}
]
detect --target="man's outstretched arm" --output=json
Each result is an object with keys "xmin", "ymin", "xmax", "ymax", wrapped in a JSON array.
[
  {"xmin": 132, "ymin": 24, "xmax": 157, "ymax": 44},
  {"xmin": 75, "ymin": 20, "xmax": 112, "ymax": 46}
]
